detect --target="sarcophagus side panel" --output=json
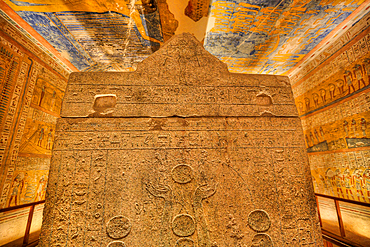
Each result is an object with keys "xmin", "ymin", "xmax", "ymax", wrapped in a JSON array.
[{"xmin": 40, "ymin": 117, "xmax": 322, "ymax": 247}]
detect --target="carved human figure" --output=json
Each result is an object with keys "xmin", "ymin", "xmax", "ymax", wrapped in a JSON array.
[
  {"xmin": 353, "ymin": 64, "xmax": 365, "ymax": 89},
  {"xmin": 352, "ymin": 169, "xmax": 365, "ymax": 202},
  {"xmin": 193, "ymin": 183, "xmax": 217, "ymax": 247},
  {"xmin": 344, "ymin": 70, "xmax": 355, "ymax": 94},
  {"xmin": 145, "ymin": 181, "xmax": 173, "ymax": 247}
]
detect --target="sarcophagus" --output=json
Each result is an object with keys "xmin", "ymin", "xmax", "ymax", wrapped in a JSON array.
[{"xmin": 39, "ymin": 33, "xmax": 323, "ymax": 247}]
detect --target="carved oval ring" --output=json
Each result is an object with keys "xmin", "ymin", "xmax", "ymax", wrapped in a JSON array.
[
  {"xmin": 106, "ymin": 215, "xmax": 131, "ymax": 239},
  {"xmin": 172, "ymin": 214, "xmax": 195, "ymax": 237},
  {"xmin": 171, "ymin": 164, "xmax": 194, "ymax": 184},
  {"xmin": 107, "ymin": 241, "xmax": 126, "ymax": 247},
  {"xmin": 248, "ymin": 210, "xmax": 271, "ymax": 232},
  {"xmin": 175, "ymin": 238, "xmax": 195, "ymax": 247},
  {"xmin": 250, "ymin": 233, "xmax": 273, "ymax": 247}
]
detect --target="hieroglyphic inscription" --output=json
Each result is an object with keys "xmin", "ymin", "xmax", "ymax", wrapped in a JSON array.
[
  {"xmin": 40, "ymin": 117, "xmax": 322, "ymax": 246},
  {"xmin": 62, "ymin": 84, "xmax": 297, "ymax": 117}
]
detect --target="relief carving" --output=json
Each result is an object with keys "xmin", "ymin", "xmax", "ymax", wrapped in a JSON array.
[{"xmin": 106, "ymin": 216, "xmax": 132, "ymax": 239}]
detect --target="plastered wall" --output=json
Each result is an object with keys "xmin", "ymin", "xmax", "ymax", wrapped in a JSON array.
[
  {"xmin": 291, "ymin": 11, "xmax": 370, "ymax": 204},
  {"xmin": 0, "ymin": 14, "xmax": 69, "ymax": 245}
]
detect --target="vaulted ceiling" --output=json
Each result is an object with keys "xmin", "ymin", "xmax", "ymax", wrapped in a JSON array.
[{"xmin": 1, "ymin": 0, "xmax": 369, "ymax": 75}]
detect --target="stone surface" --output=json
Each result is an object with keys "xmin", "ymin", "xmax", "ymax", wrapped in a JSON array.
[{"xmin": 39, "ymin": 33, "xmax": 323, "ymax": 246}]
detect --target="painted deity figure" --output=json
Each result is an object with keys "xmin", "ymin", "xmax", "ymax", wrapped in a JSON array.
[
  {"xmin": 305, "ymin": 134, "xmax": 311, "ymax": 148},
  {"xmin": 325, "ymin": 169, "xmax": 335, "ymax": 196},
  {"xmin": 35, "ymin": 175, "xmax": 47, "ymax": 201},
  {"xmin": 352, "ymin": 169, "xmax": 365, "ymax": 202},
  {"xmin": 50, "ymin": 90, "xmax": 56, "ymax": 112},
  {"xmin": 46, "ymin": 129, "xmax": 53, "ymax": 150},
  {"xmin": 344, "ymin": 70, "xmax": 355, "ymax": 94},
  {"xmin": 304, "ymin": 97, "xmax": 310, "ymax": 111},
  {"xmin": 354, "ymin": 64, "xmax": 365, "ymax": 89},
  {"xmin": 363, "ymin": 169, "xmax": 370, "ymax": 202},
  {"xmin": 363, "ymin": 58, "xmax": 370, "ymax": 84},
  {"xmin": 334, "ymin": 169, "xmax": 345, "ymax": 198},
  {"xmin": 319, "ymin": 175, "xmax": 328, "ymax": 194},
  {"xmin": 336, "ymin": 79, "xmax": 345, "ymax": 95},
  {"xmin": 351, "ymin": 119, "xmax": 357, "ymax": 138},
  {"xmin": 329, "ymin": 83, "xmax": 336, "ymax": 99},
  {"xmin": 312, "ymin": 176, "xmax": 320, "ymax": 193},
  {"xmin": 8, "ymin": 173, "xmax": 25, "ymax": 207},
  {"xmin": 312, "ymin": 93, "xmax": 319, "ymax": 107},
  {"xmin": 343, "ymin": 168, "xmax": 355, "ymax": 200},
  {"xmin": 37, "ymin": 127, "xmax": 45, "ymax": 147},
  {"xmin": 39, "ymin": 85, "xmax": 46, "ymax": 106},
  {"xmin": 320, "ymin": 89, "xmax": 326, "ymax": 103},
  {"xmin": 320, "ymin": 127, "xmax": 325, "ymax": 140},
  {"xmin": 314, "ymin": 129, "xmax": 320, "ymax": 143},
  {"xmin": 361, "ymin": 118, "xmax": 367, "ymax": 138},
  {"xmin": 343, "ymin": 120, "xmax": 349, "ymax": 138},
  {"xmin": 310, "ymin": 132, "xmax": 315, "ymax": 146},
  {"xmin": 298, "ymin": 101, "xmax": 304, "ymax": 114}
]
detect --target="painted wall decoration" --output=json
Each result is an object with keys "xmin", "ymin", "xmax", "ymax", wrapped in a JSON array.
[
  {"xmin": 1, "ymin": 0, "xmax": 179, "ymax": 71},
  {"xmin": 0, "ymin": 13, "xmax": 69, "ymax": 245},
  {"xmin": 204, "ymin": 0, "xmax": 368, "ymax": 75},
  {"xmin": 290, "ymin": 10, "xmax": 370, "ymax": 204},
  {"xmin": 0, "ymin": 14, "xmax": 69, "ymax": 210}
]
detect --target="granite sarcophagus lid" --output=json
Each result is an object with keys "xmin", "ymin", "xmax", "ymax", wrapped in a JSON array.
[{"xmin": 39, "ymin": 33, "xmax": 323, "ymax": 247}]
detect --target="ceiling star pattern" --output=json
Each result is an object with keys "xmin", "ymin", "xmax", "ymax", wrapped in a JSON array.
[
  {"xmin": 204, "ymin": 0, "xmax": 366, "ymax": 75},
  {"xmin": 0, "ymin": 0, "xmax": 369, "ymax": 74}
]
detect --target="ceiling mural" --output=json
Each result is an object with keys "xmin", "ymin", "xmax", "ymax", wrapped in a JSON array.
[
  {"xmin": 0, "ymin": 0, "xmax": 369, "ymax": 73},
  {"xmin": 1, "ymin": 0, "xmax": 178, "ymax": 71},
  {"xmin": 204, "ymin": 0, "xmax": 367, "ymax": 75}
]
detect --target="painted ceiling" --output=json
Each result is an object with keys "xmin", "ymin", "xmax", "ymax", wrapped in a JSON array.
[{"xmin": 0, "ymin": 0, "xmax": 369, "ymax": 75}]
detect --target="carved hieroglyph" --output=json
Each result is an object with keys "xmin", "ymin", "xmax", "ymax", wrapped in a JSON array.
[{"xmin": 39, "ymin": 33, "xmax": 323, "ymax": 247}]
